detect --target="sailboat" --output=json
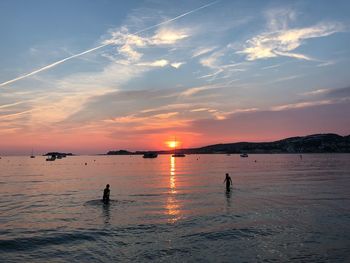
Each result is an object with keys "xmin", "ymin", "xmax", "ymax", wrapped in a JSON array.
[
  {"xmin": 172, "ymin": 137, "xmax": 185, "ymax": 157},
  {"xmin": 30, "ymin": 149, "xmax": 35, "ymax": 158}
]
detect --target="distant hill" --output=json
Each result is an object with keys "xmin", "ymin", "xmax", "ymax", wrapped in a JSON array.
[
  {"xmin": 106, "ymin": 150, "xmax": 133, "ymax": 155},
  {"xmin": 107, "ymin": 133, "xmax": 350, "ymax": 155},
  {"xmin": 181, "ymin": 133, "xmax": 350, "ymax": 154}
]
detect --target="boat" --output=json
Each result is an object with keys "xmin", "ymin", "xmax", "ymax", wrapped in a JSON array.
[
  {"xmin": 46, "ymin": 155, "xmax": 56, "ymax": 161},
  {"xmin": 30, "ymin": 149, "xmax": 35, "ymax": 158},
  {"xmin": 240, "ymin": 153, "xmax": 248, "ymax": 158},
  {"xmin": 172, "ymin": 153, "xmax": 186, "ymax": 157},
  {"xmin": 171, "ymin": 137, "xmax": 186, "ymax": 157},
  {"xmin": 143, "ymin": 152, "xmax": 158, "ymax": 158}
]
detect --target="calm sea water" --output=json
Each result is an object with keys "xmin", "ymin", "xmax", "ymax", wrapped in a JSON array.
[{"xmin": 0, "ymin": 154, "xmax": 350, "ymax": 262}]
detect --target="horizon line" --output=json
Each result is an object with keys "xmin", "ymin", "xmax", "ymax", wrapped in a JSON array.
[{"xmin": 0, "ymin": 132, "xmax": 347, "ymax": 156}]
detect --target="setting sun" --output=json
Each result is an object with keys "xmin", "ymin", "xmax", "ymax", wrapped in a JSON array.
[{"xmin": 166, "ymin": 141, "xmax": 179, "ymax": 148}]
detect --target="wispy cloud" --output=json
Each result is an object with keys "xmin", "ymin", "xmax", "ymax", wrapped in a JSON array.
[
  {"xmin": 200, "ymin": 50, "xmax": 224, "ymax": 69},
  {"xmin": 0, "ymin": 101, "xmax": 25, "ymax": 109},
  {"xmin": 190, "ymin": 107, "xmax": 212, "ymax": 112},
  {"xmin": 0, "ymin": 44, "xmax": 109, "ymax": 87},
  {"xmin": 268, "ymin": 74, "xmax": 303, "ymax": 84},
  {"xmin": 197, "ymin": 69, "xmax": 223, "ymax": 79},
  {"xmin": 137, "ymin": 59, "xmax": 169, "ymax": 67},
  {"xmin": 302, "ymin": 88, "xmax": 330, "ymax": 96},
  {"xmin": 237, "ymin": 8, "xmax": 344, "ymax": 61},
  {"xmin": 0, "ymin": 109, "xmax": 33, "ymax": 120},
  {"xmin": 0, "ymin": 1, "xmax": 218, "ymax": 87},
  {"xmin": 170, "ymin": 62, "xmax": 185, "ymax": 69},
  {"xmin": 271, "ymin": 99, "xmax": 334, "ymax": 111},
  {"xmin": 151, "ymin": 28, "xmax": 189, "ymax": 45},
  {"xmin": 317, "ymin": 61, "xmax": 336, "ymax": 67},
  {"xmin": 192, "ymin": 46, "xmax": 217, "ymax": 58},
  {"xmin": 180, "ymin": 84, "xmax": 221, "ymax": 97},
  {"xmin": 153, "ymin": 112, "xmax": 179, "ymax": 119}
]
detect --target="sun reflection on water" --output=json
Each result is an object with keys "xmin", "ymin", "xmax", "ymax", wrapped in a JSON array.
[{"xmin": 166, "ymin": 156, "xmax": 181, "ymax": 223}]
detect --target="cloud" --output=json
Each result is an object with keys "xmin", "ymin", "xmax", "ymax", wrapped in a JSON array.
[
  {"xmin": 170, "ymin": 62, "xmax": 185, "ymax": 69},
  {"xmin": 270, "ymin": 100, "xmax": 334, "ymax": 111},
  {"xmin": 190, "ymin": 107, "xmax": 211, "ymax": 112},
  {"xmin": 103, "ymin": 26, "xmax": 191, "ymax": 63},
  {"xmin": 137, "ymin": 59, "xmax": 169, "ymax": 67},
  {"xmin": 0, "ymin": 43, "xmax": 110, "ymax": 87},
  {"xmin": 317, "ymin": 61, "xmax": 336, "ymax": 67},
  {"xmin": 211, "ymin": 107, "xmax": 259, "ymax": 120},
  {"xmin": 141, "ymin": 103, "xmax": 190, "ymax": 113},
  {"xmin": 153, "ymin": 112, "xmax": 179, "ymax": 119},
  {"xmin": 0, "ymin": 101, "xmax": 25, "ymax": 109},
  {"xmin": 190, "ymin": 101, "xmax": 350, "ymax": 143},
  {"xmin": 237, "ymin": 7, "xmax": 344, "ymax": 61},
  {"xmin": 268, "ymin": 74, "xmax": 303, "ymax": 84},
  {"xmin": 192, "ymin": 46, "xmax": 217, "ymax": 58},
  {"xmin": 0, "ymin": 1, "xmax": 218, "ymax": 87},
  {"xmin": 265, "ymin": 7, "xmax": 297, "ymax": 31},
  {"xmin": 301, "ymin": 86, "xmax": 350, "ymax": 99},
  {"xmin": 325, "ymin": 86, "xmax": 350, "ymax": 98},
  {"xmin": 199, "ymin": 50, "xmax": 224, "ymax": 69},
  {"xmin": 302, "ymin": 88, "xmax": 330, "ymax": 96},
  {"xmin": 198, "ymin": 49, "xmax": 247, "ymax": 81},
  {"xmin": 0, "ymin": 109, "xmax": 33, "ymax": 120},
  {"xmin": 180, "ymin": 84, "xmax": 221, "ymax": 97},
  {"xmin": 151, "ymin": 28, "xmax": 189, "ymax": 45}
]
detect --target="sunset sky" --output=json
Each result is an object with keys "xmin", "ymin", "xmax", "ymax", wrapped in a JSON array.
[{"xmin": 1, "ymin": 0, "xmax": 350, "ymax": 154}]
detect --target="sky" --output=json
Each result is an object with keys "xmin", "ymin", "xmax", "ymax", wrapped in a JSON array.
[{"xmin": 0, "ymin": 0, "xmax": 350, "ymax": 154}]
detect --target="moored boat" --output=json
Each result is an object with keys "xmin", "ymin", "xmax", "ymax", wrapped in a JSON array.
[
  {"xmin": 30, "ymin": 149, "xmax": 35, "ymax": 158},
  {"xmin": 46, "ymin": 155, "xmax": 56, "ymax": 161},
  {"xmin": 172, "ymin": 153, "xmax": 186, "ymax": 157},
  {"xmin": 143, "ymin": 152, "xmax": 158, "ymax": 158},
  {"xmin": 171, "ymin": 137, "xmax": 186, "ymax": 157}
]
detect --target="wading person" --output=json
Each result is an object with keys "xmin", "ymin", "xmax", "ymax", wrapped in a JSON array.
[
  {"xmin": 103, "ymin": 184, "xmax": 110, "ymax": 204},
  {"xmin": 223, "ymin": 173, "xmax": 232, "ymax": 191}
]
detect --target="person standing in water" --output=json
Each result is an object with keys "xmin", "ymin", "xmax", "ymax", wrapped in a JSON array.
[
  {"xmin": 103, "ymin": 184, "xmax": 110, "ymax": 204},
  {"xmin": 223, "ymin": 173, "xmax": 232, "ymax": 191}
]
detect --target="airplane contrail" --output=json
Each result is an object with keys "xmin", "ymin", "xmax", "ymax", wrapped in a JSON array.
[{"xmin": 0, "ymin": 1, "xmax": 219, "ymax": 87}]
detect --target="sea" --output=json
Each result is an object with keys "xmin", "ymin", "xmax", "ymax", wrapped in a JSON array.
[{"xmin": 0, "ymin": 154, "xmax": 349, "ymax": 262}]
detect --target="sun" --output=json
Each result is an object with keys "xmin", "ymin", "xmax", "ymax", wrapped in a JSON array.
[{"xmin": 166, "ymin": 141, "xmax": 178, "ymax": 149}]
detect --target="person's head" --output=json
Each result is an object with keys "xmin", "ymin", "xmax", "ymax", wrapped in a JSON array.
[
  {"xmin": 106, "ymin": 184, "xmax": 110, "ymax": 189},
  {"xmin": 226, "ymin": 173, "xmax": 229, "ymax": 177}
]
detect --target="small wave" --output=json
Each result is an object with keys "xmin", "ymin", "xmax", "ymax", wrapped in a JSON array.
[
  {"xmin": 181, "ymin": 227, "xmax": 273, "ymax": 241},
  {"xmin": 84, "ymin": 199, "xmax": 135, "ymax": 206},
  {"xmin": 8, "ymin": 193, "xmax": 25, "ymax": 197},
  {"xmin": 129, "ymin": 194, "xmax": 163, "ymax": 197},
  {"xmin": 0, "ymin": 231, "xmax": 96, "ymax": 252},
  {"xmin": 303, "ymin": 197, "xmax": 350, "ymax": 201},
  {"xmin": 6, "ymin": 180, "xmax": 43, "ymax": 184},
  {"xmin": 140, "ymin": 247, "xmax": 191, "ymax": 260}
]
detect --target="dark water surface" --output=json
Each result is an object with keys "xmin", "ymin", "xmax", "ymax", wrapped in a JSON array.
[{"xmin": 1, "ymin": 154, "xmax": 350, "ymax": 262}]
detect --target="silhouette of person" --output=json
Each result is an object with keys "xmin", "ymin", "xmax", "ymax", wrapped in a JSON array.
[
  {"xmin": 103, "ymin": 184, "xmax": 110, "ymax": 204},
  {"xmin": 223, "ymin": 173, "xmax": 232, "ymax": 191}
]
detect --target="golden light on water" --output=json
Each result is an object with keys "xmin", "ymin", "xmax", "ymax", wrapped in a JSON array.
[
  {"xmin": 170, "ymin": 156, "xmax": 176, "ymax": 193},
  {"xmin": 166, "ymin": 156, "xmax": 180, "ymax": 223}
]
